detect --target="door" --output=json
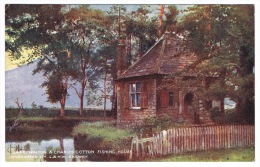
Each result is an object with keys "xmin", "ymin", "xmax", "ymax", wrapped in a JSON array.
[{"xmin": 184, "ymin": 92, "xmax": 194, "ymax": 121}]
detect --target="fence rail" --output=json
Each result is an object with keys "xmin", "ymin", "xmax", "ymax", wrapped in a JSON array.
[{"xmin": 129, "ymin": 125, "xmax": 255, "ymax": 160}]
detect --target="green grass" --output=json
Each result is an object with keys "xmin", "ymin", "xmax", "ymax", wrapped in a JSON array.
[
  {"xmin": 153, "ymin": 147, "xmax": 255, "ymax": 162},
  {"xmin": 6, "ymin": 116, "xmax": 114, "ymax": 122},
  {"xmin": 18, "ymin": 117, "xmax": 55, "ymax": 121},
  {"xmin": 72, "ymin": 121, "xmax": 133, "ymax": 142}
]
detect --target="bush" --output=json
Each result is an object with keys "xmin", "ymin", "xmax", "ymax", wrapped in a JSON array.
[
  {"xmin": 156, "ymin": 114, "xmax": 173, "ymax": 129},
  {"xmin": 210, "ymin": 107, "xmax": 222, "ymax": 121},
  {"xmin": 132, "ymin": 114, "xmax": 174, "ymax": 135},
  {"xmin": 210, "ymin": 107, "xmax": 253, "ymax": 125}
]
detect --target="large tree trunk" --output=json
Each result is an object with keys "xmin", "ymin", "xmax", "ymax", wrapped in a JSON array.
[
  {"xmin": 103, "ymin": 59, "xmax": 107, "ymax": 119},
  {"xmin": 79, "ymin": 51, "xmax": 87, "ymax": 117},
  {"xmin": 111, "ymin": 83, "xmax": 117, "ymax": 119},
  {"xmin": 60, "ymin": 95, "xmax": 66, "ymax": 117},
  {"xmin": 79, "ymin": 84, "xmax": 85, "ymax": 116},
  {"xmin": 59, "ymin": 76, "xmax": 68, "ymax": 118},
  {"xmin": 60, "ymin": 101, "xmax": 65, "ymax": 118},
  {"xmin": 79, "ymin": 79, "xmax": 86, "ymax": 116}
]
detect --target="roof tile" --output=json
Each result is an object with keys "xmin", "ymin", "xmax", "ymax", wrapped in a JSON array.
[{"xmin": 119, "ymin": 33, "xmax": 197, "ymax": 79}]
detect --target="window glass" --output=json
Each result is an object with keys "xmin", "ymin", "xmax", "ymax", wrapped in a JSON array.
[
  {"xmin": 130, "ymin": 84, "xmax": 136, "ymax": 93},
  {"xmin": 136, "ymin": 82, "xmax": 141, "ymax": 92},
  {"xmin": 131, "ymin": 94, "xmax": 136, "ymax": 107},
  {"xmin": 136, "ymin": 93, "xmax": 141, "ymax": 107}
]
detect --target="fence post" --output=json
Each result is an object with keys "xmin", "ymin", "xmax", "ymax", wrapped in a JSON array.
[
  {"xmin": 129, "ymin": 135, "xmax": 138, "ymax": 160},
  {"xmin": 239, "ymin": 125, "xmax": 242, "ymax": 147},
  {"xmin": 187, "ymin": 127, "xmax": 191, "ymax": 152},
  {"xmin": 183, "ymin": 128, "xmax": 186, "ymax": 153},
  {"xmin": 140, "ymin": 134, "xmax": 143, "ymax": 157},
  {"xmin": 129, "ymin": 136, "xmax": 134, "ymax": 160},
  {"xmin": 209, "ymin": 126, "xmax": 212, "ymax": 150},
  {"xmin": 167, "ymin": 129, "xmax": 172, "ymax": 154},
  {"xmin": 219, "ymin": 126, "xmax": 222, "ymax": 149},
  {"xmin": 227, "ymin": 125, "xmax": 230, "ymax": 148},
  {"xmin": 205, "ymin": 127, "xmax": 208, "ymax": 150},
  {"xmin": 136, "ymin": 135, "xmax": 139, "ymax": 158},
  {"xmin": 156, "ymin": 133, "xmax": 160, "ymax": 155},
  {"xmin": 172, "ymin": 128, "xmax": 176, "ymax": 155},
  {"xmin": 192, "ymin": 127, "xmax": 196, "ymax": 152},
  {"xmin": 159, "ymin": 131, "xmax": 163, "ymax": 155},
  {"xmin": 152, "ymin": 134, "xmax": 156, "ymax": 156},
  {"xmin": 223, "ymin": 126, "xmax": 225, "ymax": 149},
  {"xmin": 230, "ymin": 125, "xmax": 233, "ymax": 148},
  {"xmin": 162, "ymin": 130, "xmax": 167, "ymax": 155},
  {"xmin": 181, "ymin": 128, "xmax": 184, "ymax": 153},
  {"xmin": 176, "ymin": 128, "xmax": 179, "ymax": 154}
]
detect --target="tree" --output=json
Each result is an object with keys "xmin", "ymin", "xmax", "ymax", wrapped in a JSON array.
[
  {"xmin": 64, "ymin": 5, "xmax": 109, "ymax": 116},
  {"xmin": 178, "ymin": 5, "xmax": 254, "ymax": 123},
  {"xmin": 125, "ymin": 5, "xmax": 159, "ymax": 60},
  {"xmin": 5, "ymin": 5, "xmax": 113, "ymax": 117},
  {"xmin": 95, "ymin": 46, "xmax": 114, "ymax": 118},
  {"xmin": 5, "ymin": 4, "xmax": 75, "ymax": 117},
  {"xmin": 5, "ymin": 4, "xmax": 64, "ymax": 59},
  {"xmin": 163, "ymin": 5, "xmax": 179, "ymax": 33},
  {"xmin": 33, "ymin": 51, "xmax": 74, "ymax": 117}
]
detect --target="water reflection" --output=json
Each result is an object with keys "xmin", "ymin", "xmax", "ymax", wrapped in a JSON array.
[
  {"xmin": 6, "ymin": 130, "xmax": 130, "ymax": 162},
  {"xmin": 5, "ymin": 138, "xmax": 85, "ymax": 162}
]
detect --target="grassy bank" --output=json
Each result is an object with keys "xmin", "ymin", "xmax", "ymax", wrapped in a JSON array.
[
  {"xmin": 151, "ymin": 147, "xmax": 255, "ymax": 162},
  {"xmin": 72, "ymin": 121, "xmax": 133, "ymax": 141},
  {"xmin": 6, "ymin": 107, "xmax": 116, "ymax": 128},
  {"xmin": 72, "ymin": 121, "xmax": 134, "ymax": 161},
  {"xmin": 6, "ymin": 108, "xmax": 114, "ymax": 119},
  {"xmin": 6, "ymin": 116, "xmax": 114, "ymax": 122}
]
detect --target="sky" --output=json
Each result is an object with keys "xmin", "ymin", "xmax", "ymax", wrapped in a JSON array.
[
  {"xmin": 90, "ymin": 4, "xmax": 192, "ymax": 18},
  {"xmin": 90, "ymin": 4, "xmax": 192, "ymax": 12}
]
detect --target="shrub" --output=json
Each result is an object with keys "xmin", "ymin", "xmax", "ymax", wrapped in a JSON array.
[
  {"xmin": 156, "ymin": 114, "xmax": 172, "ymax": 129},
  {"xmin": 210, "ymin": 107, "xmax": 222, "ymax": 121},
  {"xmin": 133, "ymin": 114, "xmax": 174, "ymax": 135},
  {"xmin": 210, "ymin": 107, "xmax": 253, "ymax": 125}
]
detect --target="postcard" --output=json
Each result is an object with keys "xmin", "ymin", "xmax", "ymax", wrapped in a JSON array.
[{"xmin": 2, "ymin": 2, "xmax": 258, "ymax": 166}]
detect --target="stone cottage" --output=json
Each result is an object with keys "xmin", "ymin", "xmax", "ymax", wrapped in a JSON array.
[{"xmin": 115, "ymin": 32, "xmax": 223, "ymax": 127}]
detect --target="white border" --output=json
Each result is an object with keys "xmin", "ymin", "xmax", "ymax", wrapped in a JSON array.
[{"xmin": 1, "ymin": 1, "xmax": 259, "ymax": 167}]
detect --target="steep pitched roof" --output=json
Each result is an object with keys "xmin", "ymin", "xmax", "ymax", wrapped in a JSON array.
[{"xmin": 118, "ymin": 32, "xmax": 197, "ymax": 79}]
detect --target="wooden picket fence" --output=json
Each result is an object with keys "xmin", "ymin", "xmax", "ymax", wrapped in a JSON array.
[{"xmin": 129, "ymin": 125, "xmax": 255, "ymax": 160}]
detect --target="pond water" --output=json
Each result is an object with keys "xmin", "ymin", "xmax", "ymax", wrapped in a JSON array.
[{"xmin": 5, "ymin": 131, "xmax": 90, "ymax": 162}]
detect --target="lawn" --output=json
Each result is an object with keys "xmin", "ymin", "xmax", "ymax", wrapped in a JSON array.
[
  {"xmin": 152, "ymin": 147, "xmax": 255, "ymax": 162},
  {"xmin": 72, "ymin": 121, "xmax": 133, "ymax": 141}
]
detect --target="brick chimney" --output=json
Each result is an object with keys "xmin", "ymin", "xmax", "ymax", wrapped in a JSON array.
[{"xmin": 117, "ymin": 38, "xmax": 126, "ymax": 78}]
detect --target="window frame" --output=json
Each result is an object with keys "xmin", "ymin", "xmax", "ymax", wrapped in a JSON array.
[{"xmin": 129, "ymin": 82, "xmax": 141, "ymax": 109}]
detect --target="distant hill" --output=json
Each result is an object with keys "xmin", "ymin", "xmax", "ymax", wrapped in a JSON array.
[{"xmin": 5, "ymin": 60, "xmax": 111, "ymax": 109}]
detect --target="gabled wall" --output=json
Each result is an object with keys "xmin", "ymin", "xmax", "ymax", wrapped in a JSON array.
[
  {"xmin": 116, "ymin": 76, "xmax": 224, "ymax": 126},
  {"xmin": 116, "ymin": 78, "xmax": 156, "ymax": 127},
  {"xmin": 156, "ymin": 77, "xmax": 180, "ymax": 121}
]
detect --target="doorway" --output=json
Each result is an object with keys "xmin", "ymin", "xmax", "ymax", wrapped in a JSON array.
[
  {"xmin": 184, "ymin": 92, "xmax": 193, "ymax": 114},
  {"xmin": 184, "ymin": 92, "xmax": 197, "ymax": 123}
]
